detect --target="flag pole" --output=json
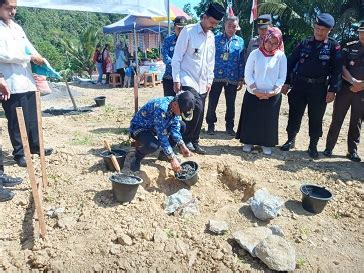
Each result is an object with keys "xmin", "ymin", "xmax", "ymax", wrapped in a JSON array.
[
  {"xmin": 251, "ymin": 20, "xmax": 254, "ymax": 38},
  {"xmin": 167, "ymin": 0, "xmax": 171, "ymax": 35}
]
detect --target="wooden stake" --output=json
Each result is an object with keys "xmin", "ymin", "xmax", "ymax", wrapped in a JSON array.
[
  {"xmin": 64, "ymin": 79, "xmax": 78, "ymax": 111},
  {"xmin": 35, "ymin": 91, "xmax": 48, "ymax": 192},
  {"xmin": 16, "ymin": 107, "xmax": 47, "ymax": 238}
]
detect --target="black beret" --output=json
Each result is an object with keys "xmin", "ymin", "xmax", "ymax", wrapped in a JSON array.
[
  {"xmin": 205, "ymin": 2, "xmax": 225, "ymax": 21},
  {"xmin": 316, "ymin": 13, "xmax": 335, "ymax": 29}
]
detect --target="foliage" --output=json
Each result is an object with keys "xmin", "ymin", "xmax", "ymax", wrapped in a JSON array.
[
  {"xmin": 15, "ymin": 7, "xmax": 123, "ymax": 74},
  {"xmin": 194, "ymin": 0, "xmax": 363, "ymax": 55},
  {"xmin": 183, "ymin": 4, "xmax": 198, "ymax": 23},
  {"xmin": 61, "ymin": 26, "xmax": 100, "ymax": 78}
]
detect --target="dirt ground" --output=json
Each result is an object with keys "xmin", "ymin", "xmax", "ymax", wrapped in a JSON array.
[{"xmin": 0, "ymin": 83, "xmax": 363, "ymax": 272}]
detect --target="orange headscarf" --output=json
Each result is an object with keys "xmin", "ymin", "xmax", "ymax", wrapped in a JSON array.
[{"xmin": 259, "ymin": 27, "xmax": 284, "ymax": 57}]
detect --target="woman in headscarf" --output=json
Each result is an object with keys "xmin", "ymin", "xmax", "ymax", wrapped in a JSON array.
[{"xmin": 236, "ymin": 27, "xmax": 287, "ymax": 155}]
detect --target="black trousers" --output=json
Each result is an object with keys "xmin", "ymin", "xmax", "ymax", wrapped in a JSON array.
[
  {"xmin": 206, "ymin": 81, "xmax": 238, "ymax": 130},
  {"xmin": 286, "ymin": 80, "xmax": 328, "ymax": 140},
  {"xmin": 326, "ymin": 84, "xmax": 364, "ymax": 153},
  {"xmin": 162, "ymin": 78, "xmax": 175, "ymax": 97},
  {"xmin": 132, "ymin": 121, "xmax": 186, "ymax": 160},
  {"xmin": 2, "ymin": 91, "xmax": 40, "ymax": 160},
  {"xmin": 182, "ymin": 86, "xmax": 207, "ymax": 144}
]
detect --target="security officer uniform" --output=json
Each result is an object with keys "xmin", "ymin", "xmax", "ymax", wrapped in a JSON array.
[
  {"xmin": 162, "ymin": 16, "xmax": 188, "ymax": 97},
  {"xmin": 206, "ymin": 32, "xmax": 244, "ymax": 135},
  {"xmin": 281, "ymin": 13, "xmax": 343, "ymax": 158},
  {"xmin": 245, "ymin": 14, "xmax": 272, "ymax": 64},
  {"xmin": 324, "ymin": 22, "xmax": 364, "ymax": 162}
]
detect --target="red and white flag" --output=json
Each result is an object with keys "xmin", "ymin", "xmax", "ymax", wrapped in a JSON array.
[
  {"xmin": 228, "ymin": 5, "xmax": 234, "ymax": 17},
  {"xmin": 250, "ymin": 0, "xmax": 258, "ymax": 24}
]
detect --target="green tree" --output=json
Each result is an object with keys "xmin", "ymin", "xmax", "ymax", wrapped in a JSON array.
[
  {"xmin": 183, "ymin": 3, "xmax": 198, "ymax": 23},
  {"xmin": 194, "ymin": 0, "xmax": 363, "ymax": 54},
  {"xmin": 61, "ymin": 26, "xmax": 101, "ymax": 78}
]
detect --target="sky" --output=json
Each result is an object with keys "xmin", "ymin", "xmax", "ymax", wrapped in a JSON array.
[{"xmin": 171, "ymin": 0, "xmax": 200, "ymax": 12}]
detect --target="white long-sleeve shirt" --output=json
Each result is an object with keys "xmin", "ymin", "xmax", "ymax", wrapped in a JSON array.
[
  {"xmin": 0, "ymin": 20, "xmax": 38, "ymax": 94},
  {"xmin": 172, "ymin": 23, "xmax": 215, "ymax": 94},
  {"xmin": 244, "ymin": 48, "xmax": 287, "ymax": 94}
]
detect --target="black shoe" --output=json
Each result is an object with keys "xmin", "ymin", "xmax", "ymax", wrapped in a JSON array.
[
  {"xmin": 15, "ymin": 157, "xmax": 27, "ymax": 167},
  {"xmin": 130, "ymin": 158, "xmax": 141, "ymax": 172},
  {"xmin": 308, "ymin": 146, "xmax": 319, "ymax": 159},
  {"xmin": 226, "ymin": 128, "xmax": 236, "ymax": 136},
  {"xmin": 0, "ymin": 188, "xmax": 15, "ymax": 202},
  {"xmin": 346, "ymin": 152, "xmax": 361, "ymax": 162},
  {"xmin": 323, "ymin": 149, "xmax": 333, "ymax": 157},
  {"xmin": 31, "ymin": 148, "xmax": 53, "ymax": 156},
  {"xmin": 280, "ymin": 139, "xmax": 295, "ymax": 151},
  {"xmin": 186, "ymin": 142, "xmax": 196, "ymax": 152},
  {"xmin": 0, "ymin": 174, "xmax": 23, "ymax": 187},
  {"xmin": 193, "ymin": 143, "xmax": 206, "ymax": 155},
  {"xmin": 157, "ymin": 151, "xmax": 169, "ymax": 162},
  {"xmin": 207, "ymin": 125, "xmax": 215, "ymax": 135}
]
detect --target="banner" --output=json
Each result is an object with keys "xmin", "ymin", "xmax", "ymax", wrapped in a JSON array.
[{"xmin": 17, "ymin": 0, "xmax": 168, "ymax": 17}]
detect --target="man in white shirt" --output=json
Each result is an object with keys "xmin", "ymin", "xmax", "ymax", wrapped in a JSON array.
[
  {"xmin": 0, "ymin": 0, "xmax": 53, "ymax": 167},
  {"xmin": 172, "ymin": 2, "xmax": 225, "ymax": 154}
]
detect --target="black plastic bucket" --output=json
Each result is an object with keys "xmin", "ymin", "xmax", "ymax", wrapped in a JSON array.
[
  {"xmin": 94, "ymin": 96, "xmax": 106, "ymax": 107},
  {"xmin": 109, "ymin": 173, "xmax": 143, "ymax": 203},
  {"xmin": 175, "ymin": 161, "xmax": 199, "ymax": 187},
  {"xmin": 100, "ymin": 149, "xmax": 127, "ymax": 171},
  {"xmin": 300, "ymin": 184, "xmax": 333, "ymax": 214}
]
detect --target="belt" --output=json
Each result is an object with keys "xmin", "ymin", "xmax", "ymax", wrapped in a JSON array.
[{"xmin": 295, "ymin": 75, "xmax": 327, "ymax": 84}]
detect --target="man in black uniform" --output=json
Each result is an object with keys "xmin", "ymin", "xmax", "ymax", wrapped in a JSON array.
[
  {"xmin": 323, "ymin": 21, "xmax": 364, "ymax": 162},
  {"xmin": 281, "ymin": 13, "xmax": 342, "ymax": 159}
]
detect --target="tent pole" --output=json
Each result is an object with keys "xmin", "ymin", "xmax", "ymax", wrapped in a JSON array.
[
  {"xmin": 158, "ymin": 22, "xmax": 161, "ymax": 57},
  {"xmin": 167, "ymin": 0, "xmax": 170, "ymax": 35},
  {"xmin": 133, "ymin": 23, "xmax": 139, "ymax": 113}
]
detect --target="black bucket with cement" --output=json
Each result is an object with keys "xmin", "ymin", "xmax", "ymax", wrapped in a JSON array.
[
  {"xmin": 175, "ymin": 161, "xmax": 199, "ymax": 187},
  {"xmin": 100, "ymin": 149, "xmax": 127, "ymax": 171},
  {"xmin": 300, "ymin": 184, "xmax": 333, "ymax": 214},
  {"xmin": 94, "ymin": 96, "xmax": 106, "ymax": 107},
  {"xmin": 109, "ymin": 173, "xmax": 143, "ymax": 203}
]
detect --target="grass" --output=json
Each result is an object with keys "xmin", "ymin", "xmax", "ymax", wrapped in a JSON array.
[
  {"xmin": 44, "ymin": 191, "xmax": 56, "ymax": 203},
  {"xmin": 296, "ymin": 257, "xmax": 306, "ymax": 268},
  {"xmin": 103, "ymin": 105, "xmax": 118, "ymax": 115},
  {"xmin": 70, "ymin": 132, "xmax": 94, "ymax": 145},
  {"xmin": 333, "ymin": 211, "xmax": 342, "ymax": 219},
  {"xmin": 299, "ymin": 227, "xmax": 310, "ymax": 236},
  {"xmin": 49, "ymin": 174, "xmax": 61, "ymax": 184},
  {"xmin": 165, "ymin": 229, "xmax": 176, "ymax": 238}
]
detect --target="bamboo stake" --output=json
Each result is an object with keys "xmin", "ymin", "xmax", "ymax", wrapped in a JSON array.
[
  {"xmin": 16, "ymin": 107, "xmax": 47, "ymax": 238},
  {"xmin": 35, "ymin": 91, "xmax": 48, "ymax": 192}
]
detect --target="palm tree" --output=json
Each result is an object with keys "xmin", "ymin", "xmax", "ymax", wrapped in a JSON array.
[
  {"xmin": 258, "ymin": 0, "xmax": 362, "ymax": 45},
  {"xmin": 61, "ymin": 26, "xmax": 100, "ymax": 78}
]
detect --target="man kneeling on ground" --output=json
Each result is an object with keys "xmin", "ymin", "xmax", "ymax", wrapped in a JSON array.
[{"xmin": 129, "ymin": 91, "xmax": 195, "ymax": 172}]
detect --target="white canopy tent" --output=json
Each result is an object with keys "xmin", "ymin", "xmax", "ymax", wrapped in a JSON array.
[
  {"xmin": 18, "ymin": 0, "xmax": 170, "ymax": 112},
  {"xmin": 17, "ymin": 0, "xmax": 168, "ymax": 17}
]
